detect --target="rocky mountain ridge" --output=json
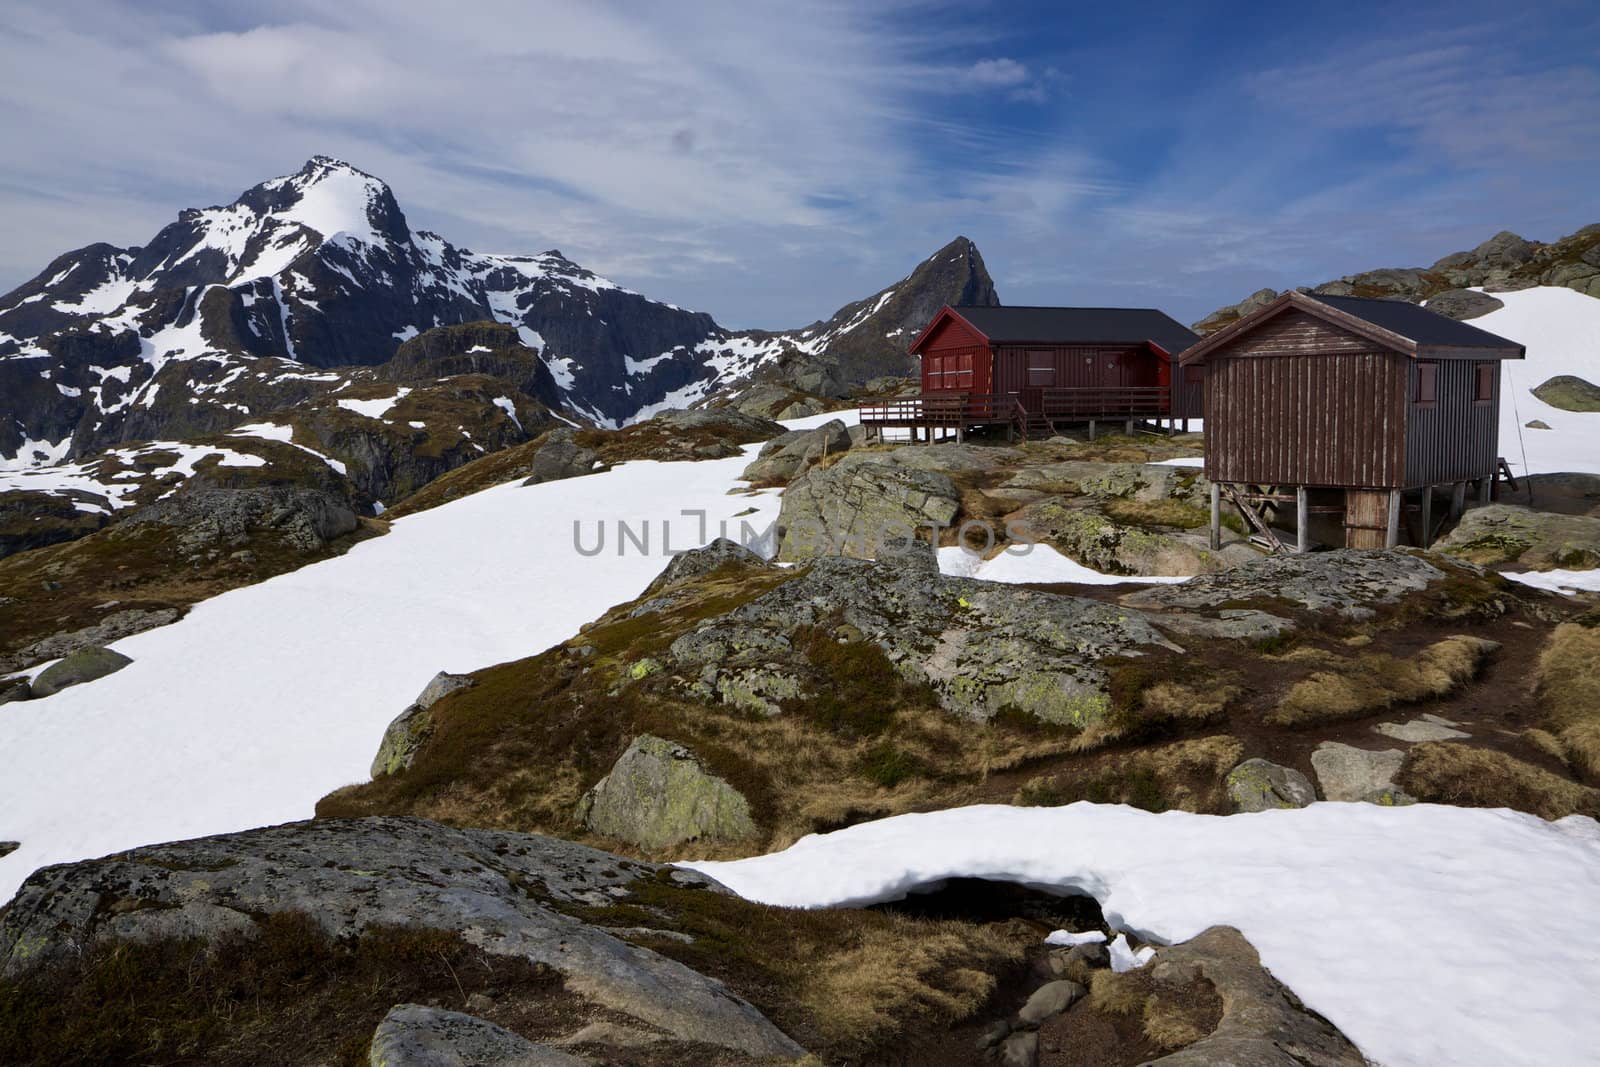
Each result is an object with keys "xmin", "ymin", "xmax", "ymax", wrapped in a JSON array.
[
  {"xmin": 0, "ymin": 157, "xmax": 995, "ymax": 464},
  {"xmin": 1194, "ymin": 224, "xmax": 1600, "ymax": 333}
]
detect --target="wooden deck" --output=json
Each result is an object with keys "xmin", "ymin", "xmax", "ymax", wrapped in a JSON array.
[{"xmin": 859, "ymin": 388, "xmax": 1179, "ymax": 442}]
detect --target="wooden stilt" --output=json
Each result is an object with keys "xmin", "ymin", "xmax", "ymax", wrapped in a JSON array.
[
  {"xmin": 1451, "ymin": 481, "xmax": 1466, "ymax": 519},
  {"xmin": 1479, "ymin": 475, "xmax": 1492, "ymax": 505},
  {"xmin": 1385, "ymin": 490, "xmax": 1402, "ymax": 548},
  {"xmin": 1124, "ymin": 418, "xmax": 1134, "ymax": 435},
  {"xmin": 1296, "ymin": 486, "xmax": 1309, "ymax": 554},
  {"xmin": 1209, "ymin": 482, "xmax": 1222, "ymax": 551},
  {"xmin": 1088, "ymin": 420, "xmax": 1097, "ymax": 442},
  {"xmin": 1420, "ymin": 486, "xmax": 1434, "ymax": 549}
]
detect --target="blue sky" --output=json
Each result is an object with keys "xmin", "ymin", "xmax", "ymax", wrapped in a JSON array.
[{"xmin": 2, "ymin": 0, "xmax": 1597, "ymax": 328}]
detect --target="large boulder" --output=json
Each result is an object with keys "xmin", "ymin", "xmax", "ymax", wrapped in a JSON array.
[
  {"xmin": 1225, "ymin": 758, "xmax": 1316, "ymax": 813},
  {"xmin": 1311, "ymin": 742, "xmax": 1413, "ymax": 805},
  {"xmin": 371, "ymin": 672, "xmax": 476, "ymax": 777},
  {"xmin": 1425, "ymin": 289, "xmax": 1505, "ymax": 320},
  {"xmin": 0, "ymin": 817, "xmax": 805, "ymax": 1059},
  {"xmin": 670, "ymin": 552, "xmax": 1179, "ymax": 726},
  {"xmin": 123, "ymin": 484, "xmax": 360, "ymax": 554},
  {"xmin": 522, "ymin": 427, "xmax": 601, "ymax": 486},
  {"xmin": 368, "ymin": 1004, "xmax": 588, "ymax": 1067},
  {"xmin": 575, "ymin": 735, "xmax": 756, "ymax": 851},
  {"xmin": 31, "ymin": 645, "xmax": 132, "ymax": 697},
  {"xmin": 1435, "ymin": 504, "xmax": 1600, "ymax": 569},
  {"xmin": 777, "ymin": 455, "xmax": 960, "ymax": 561},
  {"xmin": 740, "ymin": 418, "xmax": 852, "ymax": 484},
  {"xmin": 1532, "ymin": 375, "xmax": 1600, "ymax": 413}
]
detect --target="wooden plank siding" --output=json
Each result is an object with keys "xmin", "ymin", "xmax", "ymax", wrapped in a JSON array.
[
  {"xmin": 918, "ymin": 314, "xmax": 990, "ymax": 394},
  {"xmin": 991, "ymin": 344, "xmax": 1158, "ymax": 396},
  {"xmin": 1203, "ymin": 309, "xmax": 1410, "ymax": 487},
  {"xmin": 1404, "ymin": 358, "xmax": 1500, "ymax": 486}
]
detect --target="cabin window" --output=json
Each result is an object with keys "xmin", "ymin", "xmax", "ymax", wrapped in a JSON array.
[
  {"xmin": 1415, "ymin": 362, "xmax": 1438, "ymax": 407},
  {"xmin": 1028, "ymin": 365, "xmax": 1055, "ymax": 387},
  {"xmin": 1474, "ymin": 363, "xmax": 1494, "ymax": 404},
  {"xmin": 957, "ymin": 351, "xmax": 974, "ymax": 388}
]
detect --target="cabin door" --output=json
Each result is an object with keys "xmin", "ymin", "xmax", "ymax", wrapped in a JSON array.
[{"xmin": 1023, "ymin": 349, "xmax": 1055, "ymax": 413}]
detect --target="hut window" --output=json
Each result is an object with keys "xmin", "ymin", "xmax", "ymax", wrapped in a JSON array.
[
  {"xmin": 957, "ymin": 351, "xmax": 974, "ymax": 387},
  {"xmin": 1474, "ymin": 363, "xmax": 1494, "ymax": 403},
  {"xmin": 1028, "ymin": 363, "xmax": 1055, "ymax": 387},
  {"xmin": 1415, "ymin": 362, "xmax": 1438, "ymax": 407}
]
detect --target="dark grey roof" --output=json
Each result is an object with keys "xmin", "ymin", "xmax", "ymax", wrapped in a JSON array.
[
  {"xmin": 949, "ymin": 305, "xmax": 1200, "ymax": 355},
  {"xmin": 1309, "ymin": 294, "xmax": 1520, "ymax": 350}
]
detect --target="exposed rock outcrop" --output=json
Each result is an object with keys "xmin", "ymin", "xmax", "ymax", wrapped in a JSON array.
[
  {"xmin": 1435, "ymin": 504, "xmax": 1600, "ymax": 569},
  {"xmin": 0, "ymin": 607, "xmax": 179, "ymax": 677},
  {"xmin": 1532, "ymin": 375, "xmax": 1600, "ymax": 412},
  {"xmin": 1311, "ymin": 742, "xmax": 1414, "ymax": 804},
  {"xmin": 669, "ymin": 549, "xmax": 1179, "ymax": 725},
  {"xmin": 777, "ymin": 455, "xmax": 961, "ymax": 561},
  {"xmin": 522, "ymin": 427, "xmax": 602, "ymax": 485},
  {"xmin": 368, "ymin": 1004, "xmax": 588, "ymax": 1067},
  {"xmin": 1124, "ymin": 550, "xmax": 1447, "ymax": 621},
  {"xmin": 575, "ymin": 735, "xmax": 756, "ymax": 850},
  {"xmin": 0, "ymin": 816, "xmax": 805, "ymax": 1059}
]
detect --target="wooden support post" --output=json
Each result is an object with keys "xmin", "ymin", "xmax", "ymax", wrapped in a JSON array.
[
  {"xmin": 1420, "ymin": 486, "xmax": 1434, "ymax": 549},
  {"xmin": 1296, "ymin": 486, "xmax": 1309, "ymax": 554},
  {"xmin": 1181, "ymin": 418, "xmax": 1189, "ymax": 434},
  {"xmin": 1125, "ymin": 418, "xmax": 1134, "ymax": 436},
  {"xmin": 1088, "ymin": 420, "xmax": 1097, "ymax": 442},
  {"xmin": 1210, "ymin": 482, "xmax": 1222, "ymax": 551},
  {"xmin": 956, "ymin": 425, "xmax": 965, "ymax": 444},
  {"xmin": 1479, "ymin": 475, "xmax": 1492, "ymax": 505},
  {"xmin": 1451, "ymin": 481, "xmax": 1466, "ymax": 519},
  {"xmin": 1385, "ymin": 489, "xmax": 1402, "ymax": 548}
]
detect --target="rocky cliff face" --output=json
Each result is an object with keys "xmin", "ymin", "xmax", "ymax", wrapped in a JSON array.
[
  {"xmin": 1194, "ymin": 224, "xmax": 1600, "ymax": 333},
  {"xmin": 0, "ymin": 158, "xmax": 998, "ymax": 464}
]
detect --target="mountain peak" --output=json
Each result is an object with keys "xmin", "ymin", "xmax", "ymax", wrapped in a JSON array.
[{"xmin": 233, "ymin": 157, "xmax": 408, "ymax": 248}]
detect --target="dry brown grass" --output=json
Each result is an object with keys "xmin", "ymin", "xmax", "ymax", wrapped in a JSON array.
[
  {"xmin": 1142, "ymin": 994, "xmax": 1210, "ymax": 1051},
  {"xmin": 796, "ymin": 918, "xmax": 1028, "ymax": 1047},
  {"xmin": 1016, "ymin": 736, "xmax": 1244, "ymax": 813},
  {"xmin": 1102, "ymin": 497, "xmax": 1209, "ymax": 530},
  {"xmin": 1534, "ymin": 623, "xmax": 1600, "ymax": 781},
  {"xmin": 1397, "ymin": 742, "xmax": 1600, "ymax": 820},
  {"xmin": 1087, "ymin": 953, "xmax": 1219, "ymax": 1053},
  {"xmin": 1269, "ymin": 635, "xmax": 1496, "ymax": 727}
]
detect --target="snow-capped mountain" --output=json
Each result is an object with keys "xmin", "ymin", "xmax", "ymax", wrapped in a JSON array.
[{"xmin": 0, "ymin": 157, "xmax": 993, "ymax": 465}]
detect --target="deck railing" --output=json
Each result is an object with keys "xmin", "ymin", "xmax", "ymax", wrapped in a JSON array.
[{"xmin": 859, "ymin": 387, "xmax": 1170, "ymax": 425}]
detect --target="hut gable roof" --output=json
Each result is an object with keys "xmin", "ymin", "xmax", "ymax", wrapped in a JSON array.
[
  {"xmin": 1180, "ymin": 290, "xmax": 1524, "ymax": 364},
  {"xmin": 912, "ymin": 305, "xmax": 1199, "ymax": 357}
]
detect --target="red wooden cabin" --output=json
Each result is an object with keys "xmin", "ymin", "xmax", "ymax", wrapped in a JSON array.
[{"xmin": 863, "ymin": 305, "xmax": 1202, "ymax": 440}]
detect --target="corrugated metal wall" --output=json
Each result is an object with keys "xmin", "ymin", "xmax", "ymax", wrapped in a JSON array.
[{"xmin": 1404, "ymin": 358, "xmax": 1501, "ymax": 485}]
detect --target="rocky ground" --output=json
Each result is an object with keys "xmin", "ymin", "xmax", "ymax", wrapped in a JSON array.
[{"xmin": 5, "ymin": 413, "xmax": 1600, "ymax": 1065}]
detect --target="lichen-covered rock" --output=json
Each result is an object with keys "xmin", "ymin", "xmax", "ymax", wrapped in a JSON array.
[
  {"xmin": 31, "ymin": 645, "xmax": 132, "ymax": 697},
  {"xmin": 0, "ymin": 841, "xmax": 17, "ymax": 858},
  {"xmin": 1143, "ymin": 926, "xmax": 1365, "ymax": 1066},
  {"xmin": 522, "ymin": 427, "xmax": 601, "ymax": 486},
  {"xmin": 1311, "ymin": 742, "xmax": 1413, "ymax": 804},
  {"xmin": 123, "ymin": 484, "xmax": 360, "ymax": 554},
  {"xmin": 371, "ymin": 672, "xmax": 476, "ymax": 777},
  {"xmin": 1532, "ymin": 375, "xmax": 1600, "ymax": 413},
  {"xmin": 1015, "ymin": 498, "xmax": 1222, "ymax": 577},
  {"xmin": 0, "ymin": 817, "xmax": 804, "ymax": 1059},
  {"xmin": 369, "ymin": 1004, "xmax": 588, "ymax": 1067},
  {"xmin": 1226, "ymin": 758, "xmax": 1316, "ymax": 813},
  {"xmin": 1125, "ymin": 550, "xmax": 1447, "ymax": 621},
  {"xmin": 1435, "ymin": 504, "xmax": 1600, "ymax": 570},
  {"xmin": 740, "ymin": 418, "xmax": 851, "ymax": 484},
  {"xmin": 575, "ymin": 735, "xmax": 756, "ymax": 850},
  {"xmin": 777, "ymin": 456, "xmax": 960, "ymax": 561},
  {"xmin": 0, "ymin": 677, "xmax": 31, "ymax": 704},
  {"xmin": 1425, "ymin": 288, "xmax": 1505, "ymax": 320},
  {"xmin": 670, "ymin": 552, "xmax": 1179, "ymax": 726},
  {"xmin": 638, "ymin": 537, "xmax": 771, "ymax": 601}
]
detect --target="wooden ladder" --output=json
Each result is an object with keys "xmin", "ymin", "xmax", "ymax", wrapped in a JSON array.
[{"xmin": 1222, "ymin": 485, "xmax": 1288, "ymax": 554}]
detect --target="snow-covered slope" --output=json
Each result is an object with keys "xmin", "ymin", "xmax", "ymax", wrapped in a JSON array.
[
  {"xmin": 0, "ymin": 410, "xmax": 846, "ymax": 904},
  {"xmin": 684, "ymin": 802, "xmax": 1600, "ymax": 1067},
  {"xmin": 1471, "ymin": 286, "xmax": 1600, "ymax": 476}
]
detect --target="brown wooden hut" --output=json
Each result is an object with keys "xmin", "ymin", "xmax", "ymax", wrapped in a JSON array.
[
  {"xmin": 1178, "ymin": 291, "xmax": 1524, "ymax": 550},
  {"xmin": 861, "ymin": 305, "xmax": 1200, "ymax": 441}
]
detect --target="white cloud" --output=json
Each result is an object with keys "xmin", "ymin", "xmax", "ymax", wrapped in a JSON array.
[{"xmin": 966, "ymin": 57, "xmax": 1030, "ymax": 87}]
